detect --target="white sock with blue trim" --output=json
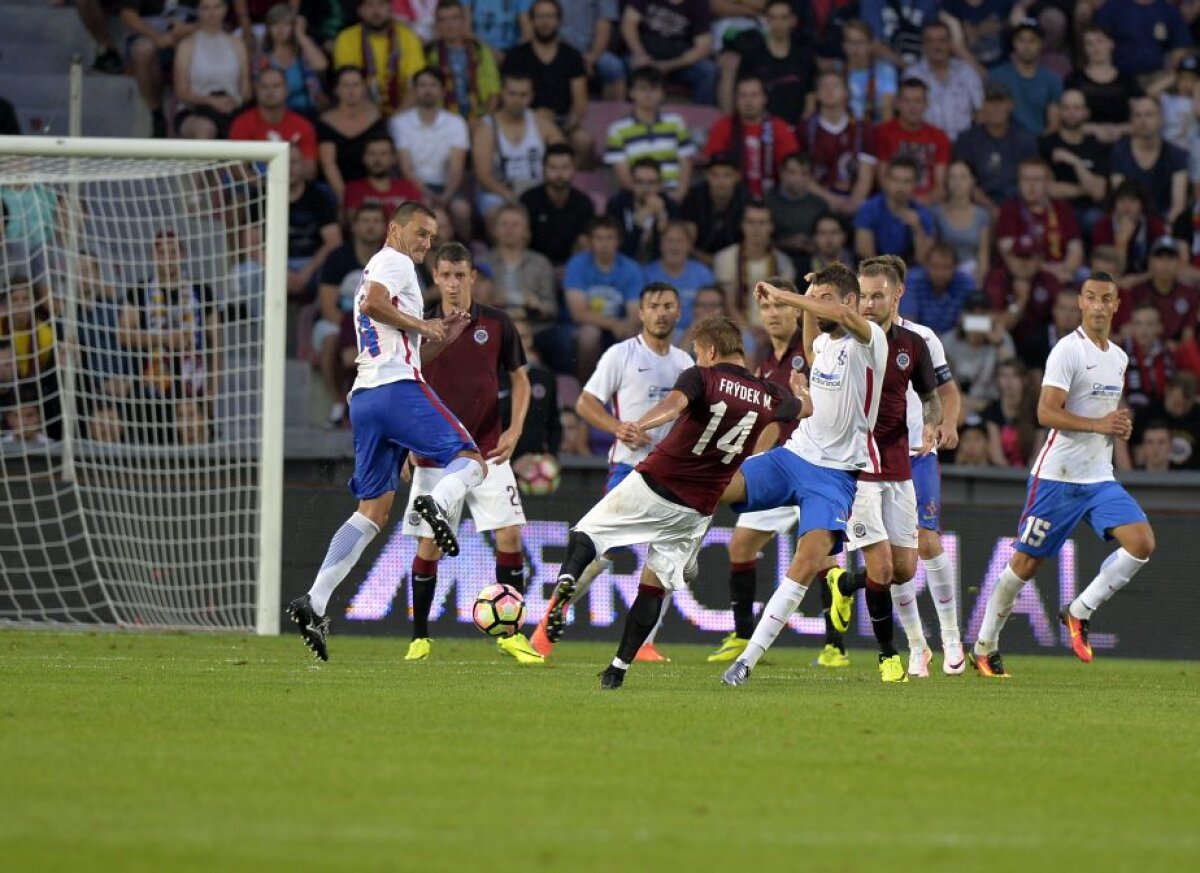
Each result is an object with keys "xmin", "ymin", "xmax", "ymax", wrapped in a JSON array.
[
  {"xmin": 429, "ymin": 456, "xmax": 485, "ymax": 515},
  {"xmin": 308, "ymin": 512, "xmax": 380, "ymax": 615}
]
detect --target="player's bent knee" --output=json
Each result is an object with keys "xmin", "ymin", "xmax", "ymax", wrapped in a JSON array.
[
  {"xmin": 917, "ymin": 530, "xmax": 942, "ymax": 560},
  {"xmin": 1009, "ymin": 551, "xmax": 1039, "ymax": 580},
  {"xmin": 1122, "ymin": 525, "xmax": 1156, "ymax": 560}
]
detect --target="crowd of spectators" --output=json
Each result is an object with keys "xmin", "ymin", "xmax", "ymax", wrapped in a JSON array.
[{"xmin": 3, "ymin": 0, "xmax": 1200, "ymax": 472}]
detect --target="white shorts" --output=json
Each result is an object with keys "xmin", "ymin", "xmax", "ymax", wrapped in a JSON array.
[
  {"xmin": 574, "ymin": 471, "xmax": 710, "ymax": 592},
  {"xmin": 402, "ymin": 460, "xmax": 525, "ymax": 537},
  {"xmin": 735, "ymin": 505, "xmax": 801, "ymax": 535},
  {"xmin": 845, "ymin": 479, "xmax": 918, "ymax": 551}
]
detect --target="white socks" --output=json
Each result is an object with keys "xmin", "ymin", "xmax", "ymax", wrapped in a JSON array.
[
  {"xmin": 643, "ymin": 591, "xmax": 673, "ymax": 645},
  {"xmin": 975, "ymin": 565, "xmax": 1026, "ymax": 655},
  {"xmin": 923, "ymin": 552, "xmax": 961, "ymax": 646},
  {"xmin": 307, "ymin": 512, "xmax": 380, "ymax": 615},
  {"xmin": 890, "ymin": 580, "xmax": 927, "ymax": 652},
  {"xmin": 569, "ymin": 555, "xmax": 613, "ymax": 604},
  {"xmin": 1071, "ymin": 548, "xmax": 1148, "ymax": 620},
  {"xmin": 743, "ymin": 577, "xmax": 808, "ymax": 669},
  {"xmin": 429, "ymin": 456, "xmax": 485, "ymax": 516}
]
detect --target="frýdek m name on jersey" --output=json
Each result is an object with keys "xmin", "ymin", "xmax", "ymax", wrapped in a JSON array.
[{"xmin": 717, "ymin": 377, "xmax": 770, "ymax": 407}]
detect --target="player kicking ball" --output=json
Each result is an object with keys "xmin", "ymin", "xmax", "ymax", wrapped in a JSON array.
[
  {"xmin": 286, "ymin": 203, "xmax": 488, "ymax": 661},
  {"xmin": 399, "ymin": 242, "xmax": 543, "ymax": 665},
  {"xmin": 716, "ymin": 266, "xmax": 887, "ymax": 687},
  {"xmin": 969, "ymin": 272, "xmax": 1156, "ymax": 678},
  {"xmin": 543, "ymin": 316, "xmax": 807, "ymax": 689}
]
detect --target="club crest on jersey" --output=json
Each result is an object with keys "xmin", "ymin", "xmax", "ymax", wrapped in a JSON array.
[
  {"xmin": 791, "ymin": 354, "xmax": 805, "ymax": 371},
  {"xmin": 473, "ymin": 328, "xmax": 489, "ymax": 344},
  {"xmin": 895, "ymin": 351, "xmax": 911, "ymax": 370},
  {"xmin": 532, "ymin": 383, "xmax": 546, "ymax": 400},
  {"xmin": 407, "ymin": 511, "xmax": 421, "ymax": 527},
  {"xmin": 836, "ymin": 347, "xmax": 847, "ymax": 366}
]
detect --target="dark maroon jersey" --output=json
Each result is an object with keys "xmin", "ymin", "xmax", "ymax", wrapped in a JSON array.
[
  {"xmin": 861, "ymin": 323, "xmax": 936, "ymax": 483},
  {"xmin": 637, "ymin": 363, "xmax": 801, "ymax": 514},
  {"xmin": 756, "ymin": 327, "xmax": 808, "ymax": 445},
  {"xmin": 416, "ymin": 301, "xmax": 525, "ymax": 465}
]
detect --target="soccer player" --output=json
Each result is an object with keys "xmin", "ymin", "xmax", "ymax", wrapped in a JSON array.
[
  {"xmin": 528, "ymin": 282, "xmax": 693, "ymax": 661},
  {"xmin": 707, "ymin": 280, "xmax": 850, "ymax": 667},
  {"xmin": 400, "ymin": 242, "xmax": 542, "ymax": 665},
  {"xmin": 285, "ymin": 202, "xmax": 487, "ymax": 661},
  {"xmin": 542, "ymin": 316, "xmax": 807, "ymax": 689},
  {"xmin": 969, "ymin": 273, "xmax": 1155, "ymax": 678},
  {"xmin": 718, "ymin": 265, "xmax": 888, "ymax": 687},
  {"xmin": 822, "ymin": 259, "xmax": 942, "ymax": 682},
  {"xmin": 838, "ymin": 254, "xmax": 966, "ymax": 674}
]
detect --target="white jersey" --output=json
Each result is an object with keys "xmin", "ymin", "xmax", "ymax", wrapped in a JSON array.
[
  {"xmin": 786, "ymin": 321, "xmax": 887, "ymax": 471},
  {"xmin": 351, "ymin": 246, "xmax": 426, "ymax": 392},
  {"xmin": 582, "ymin": 336, "xmax": 693, "ymax": 467},
  {"xmin": 897, "ymin": 315, "xmax": 950, "ymax": 452},
  {"xmin": 1029, "ymin": 328, "xmax": 1127, "ymax": 484}
]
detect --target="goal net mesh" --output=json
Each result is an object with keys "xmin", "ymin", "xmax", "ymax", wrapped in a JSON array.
[{"xmin": 0, "ymin": 153, "xmax": 271, "ymax": 630}]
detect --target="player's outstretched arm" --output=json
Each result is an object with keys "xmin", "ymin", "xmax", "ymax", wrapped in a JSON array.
[
  {"xmin": 621, "ymin": 390, "xmax": 690, "ymax": 439},
  {"xmin": 1037, "ymin": 386, "xmax": 1133, "ymax": 439},
  {"xmin": 756, "ymin": 281, "xmax": 873, "ymax": 345}
]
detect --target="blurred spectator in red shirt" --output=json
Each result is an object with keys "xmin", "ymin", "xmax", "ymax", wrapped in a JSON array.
[
  {"xmin": 995, "ymin": 157, "xmax": 1082, "ymax": 284},
  {"xmin": 703, "ymin": 74, "xmax": 798, "ymax": 198},
  {"xmin": 1117, "ymin": 236, "xmax": 1199, "ymax": 344},
  {"xmin": 873, "ymin": 77, "xmax": 951, "ymax": 205}
]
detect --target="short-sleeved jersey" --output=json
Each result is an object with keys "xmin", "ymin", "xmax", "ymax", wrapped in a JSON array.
[
  {"xmin": 1029, "ymin": 329, "xmax": 1128, "ymax": 484},
  {"xmin": 583, "ymin": 336, "xmax": 694, "ymax": 466},
  {"xmin": 897, "ymin": 316, "xmax": 954, "ymax": 452},
  {"xmin": 756, "ymin": 327, "xmax": 808, "ymax": 446},
  {"xmin": 415, "ymin": 301, "xmax": 526, "ymax": 465},
  {"xmin": 861, "ymin": 322, "xmax": 938, "ymax": 482},
  {"xmin": 787, "ymin": 321, "xmax": 888, "ymax": 472},
  {"xmin": 351, "ymin": 246, "xmax": 426, "ymax": 391},
  {"xmin": 638, "ymin": 363, "xmax": 800, "ymax": 515}
]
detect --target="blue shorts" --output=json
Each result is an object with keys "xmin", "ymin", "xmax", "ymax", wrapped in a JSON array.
[
  {"xmin": 911, "ymin": 452, "xmax": 941, "ymax": 531},
  {"xmin": 734, "ymin": 448, "xmax": 859, "ymax": 548},
  {"xmin": 605, "ymin": 463, "xmax": 635, "ymax": 494},
  {"xmin": 1015, "ymin": 478, "xmax": 1148, "ymax": 559},
  {"xmin": 348, "ymin": 380, "xmax": 477, "ymax": 500}
]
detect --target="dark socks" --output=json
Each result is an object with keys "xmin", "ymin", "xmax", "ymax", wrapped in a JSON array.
[
  {"xmin": 865, "ymin": 579, "xmax": 897, "ymax": 658},
  {"xmin": 411, "ymin": 555, "xmax": 438, "ymax": 639},
  {"xmin": 841, "ymin": 568, "xmax": 868, "ymax": 595},
  {"xmin": 615, "ymin": 584, "xmax": 665, "ymax": 665},
  {"xmin": 495, "ymin": 549, "xmax": 525, "ymax": 593},
  {"xmin": 817, "ymin": 569, "xmax": 845, "ymax": 652},
  {"xmin": 558, "ymin": 530, "xmax": 598, "ymax": 585},
  {"xmin": 729, "ymin": 560, "xmax": 757, "ymax": 639}
]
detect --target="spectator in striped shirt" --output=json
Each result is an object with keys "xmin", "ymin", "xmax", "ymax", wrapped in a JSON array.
[{"xmin": 603, "ymin": 66, "xmax": 695, "ymax": 198}]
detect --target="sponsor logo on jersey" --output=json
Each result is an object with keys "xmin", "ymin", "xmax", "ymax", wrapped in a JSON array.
[
  {"xmin": 1091, "ymin": 383, "xmax": 1123, "ymax": 398},
  {"xmin": 473, "ymin": 328, "xmax": 489, "ymax": 344},
  {"xmin": 810, "ymin": 369, "xmax": 843, "ymax": 389}
]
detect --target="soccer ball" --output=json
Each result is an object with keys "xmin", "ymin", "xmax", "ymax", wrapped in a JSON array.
[
  {"xmin": 515, "ymin": 453, "xmax": 561, "ymax": 496},
  {"xmin": 472, "ymin": 583, "xmax": 525, "ymax": 637}
]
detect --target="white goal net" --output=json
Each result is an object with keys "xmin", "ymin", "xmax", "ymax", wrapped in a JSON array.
[{"xmin": 0, "ymin": 137, "xmax": 287, "ymax": 633}]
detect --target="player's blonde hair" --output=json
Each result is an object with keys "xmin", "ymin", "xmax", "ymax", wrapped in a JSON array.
[
  {"xmin": 861, "ymin": 254, "xmax": 907, "ymax": 284},
  {"xmin": 688, "ymin": 316, "xmax": 744, "ymax": 357},
  {"xmin": 858, "ymin": 258, "xmax": 902, "ymax": 290}
]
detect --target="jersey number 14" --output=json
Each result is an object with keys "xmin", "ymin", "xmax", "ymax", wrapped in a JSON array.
[{"xmin": 691, "ymin": 401, "xmax": 760, "ymax": 464}]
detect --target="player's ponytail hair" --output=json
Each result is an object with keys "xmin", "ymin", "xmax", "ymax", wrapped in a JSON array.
[
  {"xmin": 688, "ymin": 316, "xmax": 744, "ymax": 358},
  {"xmin": 810, "ymin": 262, "xmax": 860, "ymax": 301}
]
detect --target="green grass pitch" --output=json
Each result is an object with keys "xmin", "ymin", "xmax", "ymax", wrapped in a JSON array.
[{"xmin": 5, "ymin": 631, "xmax": 1197, "ymax": 871}]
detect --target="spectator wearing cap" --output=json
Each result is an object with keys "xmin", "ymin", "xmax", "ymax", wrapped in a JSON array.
[
  {"xmin": 854, "ymin": 155, "xmax": 935, "ymax": 263},
  {"xmin": 1092, "ymin": 180, "xmax": 1168, "ymax": 286},
  {"xmin": 1039, "ymin": 88, "xmax": 1111, "ymax": 235},
  {"xmin": 1111, "ymin": 96, "xmax": 1190, "ymax": 224},
  {"xmin": 621, "ymin": 0, "xmax": 718, "ymax": 106},
  {"xmin": 953, "ymin": 81, "xmax": 1038, "ymax": 207},
  {"xmin": 903, "ymin": 19, "xmax": 983, "ymax": 142},
  {"xmin": 1118, "ymin": 236, "xmax": 1199, "ymax": 344},
  {"xmin": 900, "ymin": 242, "xmax": 976, "ymax": 335},
  {"xmin": 988, "ymin": 17, "xmax": 1062, "ymax": 137},
  {"xmin": 1065, "ymin": 25, "xmax": 1143, "ymax": 144},
  {"xmin": 983, "ymin": 233, "xmax": 1063, "ymax": 352},
  {"xmin": 680, "ymin": 155, "xmax": 749, "ymax": 262},
  {"xmin": 873, "ymin": 77, "xmax": 952, "ymax": 205},
  {"xmin": 995, "ymin": 156, "xmax": 1082, "ymax": 285},
  {"xmin": 702, "ymin": 74, "xmax": 799, "ymax": 199},
  {"xmin": 1093, "ymin": 0, "xmax": 1194, "ymax": 80}
]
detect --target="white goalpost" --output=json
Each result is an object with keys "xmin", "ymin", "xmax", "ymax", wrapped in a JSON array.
[{"xmin": 0, "ymin": 136, "xmax": 288, "ymax": 634}]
